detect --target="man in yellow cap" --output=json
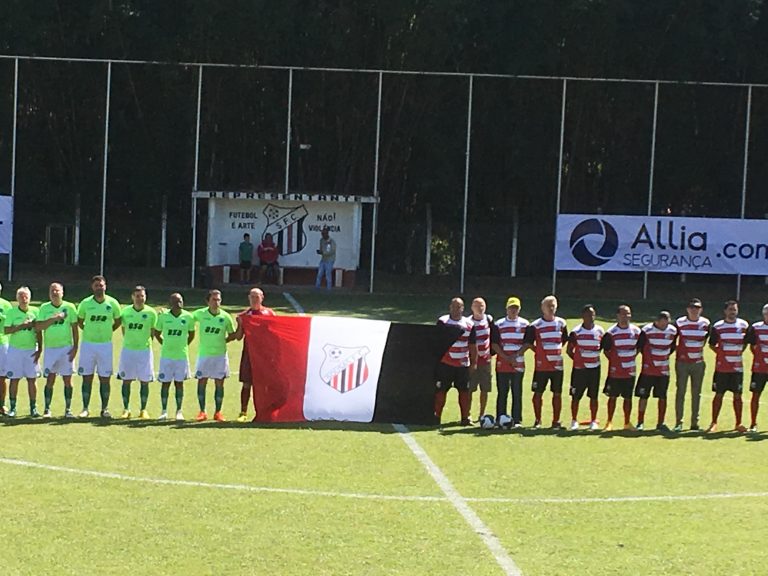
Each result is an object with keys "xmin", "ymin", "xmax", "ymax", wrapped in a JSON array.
[{"xmin": 491, "ymin": 296, "xmax": 529, "ymax": 426}]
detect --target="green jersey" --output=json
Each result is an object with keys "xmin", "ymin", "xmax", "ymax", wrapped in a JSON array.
[
  {"xmin": 193, "ymin": 307, "xmax": 235, "ymax": 357},
  {"xmin": 0, "ymin": 297, "xmax": 11, "ymax": 346},
  {"xmin": 120, "ymin": 305, "xmax": 158, "ymax": 351},
  {"xmin": 6, "ymin": 306, "xmax": 39, "ymax": 350},
  {"xmin": 77, "ymin": 295, "xmax": 121, "ymax": 344},
  {"xmin": 239, "ymin": 241, "xmax": 253, "ymax": 262},
  {"xmin": 38, "ymin": 301, "xmax": 78, "ymax": 348},
  {"xmin": 155, "ymin": 309, "xmax": 194, "ymax": 360}
]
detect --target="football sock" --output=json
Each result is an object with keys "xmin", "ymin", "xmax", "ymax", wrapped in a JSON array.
[
  {"xmin": 657, "ymin": 399, "xmax": 667, "ymax": 425},
  {"xmin": 622, "ymin": 399, "xmax": 632, "ymax": 425},
  {"xmin": 99, "ymin": 381, "xmax": 110, "ymax": 410},
  {"xmin": 434, "ymin": 390, "xmax": 447, "ymax": 419},
  {"xmin": 44, "ymin": 385, "xmax": 53, "ymax": 410},
  {"xmin": 571, "ymin": 400, "xmax": 579, "ymax": 421},
  {"xmin": 63, "ymin": 385, "xmax": 72, "ymax": 409},
  {"xmin": 160, "ymin": 383, "xmax": 170, "ymax": 410},
  {"xmin": 175, "ymin": 384, "xmax": 184, "ymax": 411},
  {"xmin": 240, "ymin": 385, "xmax": 250, "ymax": 413},
  {"xmin": 457, "ymin": 390, "xmax": 470, "ymax": 421},
  {"xmin": 197, "ymin": 383, "xmax": 206, "ymax": 411},
  {"xmin": 606, "ymin": 397, "xmax": 617, "ymax": 422},
  {"xmin": 733, "ymin": 396, "xmax": 743, "ymax": 427},
  {"xmin": 214, "ymin": 386, "xmax": 224, "ymax": 412},
  {"xmin": 9, "ymin": 395, "xmax": 16, "ymax": 411},
  {"xmin": 29, "ymin": 398, "xmax": 36, "ymax": 413},
  {"xmin": 750, "ymin": 392, "xmax": 760, "ymax": 427},
  {"xmin": 532, "ymin": 393, "xmax": 543, "ymax": 422},
  {"xmin": 140, "ymin": 382, "xmax": 149, "ymax": 410},
  {"xmin": 552, "ymin": 394, "xmax": 562, "ymax": 423},
  {"xmin": 712, "ymin": 394, "xmax": 723, "ymax": 423},
  {"xmin": 81, "ymin": 381, "xmax": 92, "ymax": 410},
  {"xmin": 121, "ymin": 382, "xmax": 131, "ymax": 410},
  {"xmin": 638, "ymin": 407, "xmax": 646, "ymax": 425},
  {"xmin": 590, "ymin": 399, "xmax": 598, "ymax": 422}
]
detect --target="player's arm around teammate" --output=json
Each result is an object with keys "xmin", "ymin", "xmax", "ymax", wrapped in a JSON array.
[
  {"xmin": 4, "ymin": 287, "xmax": 41, "ymax": 418},
  {"xmin": 35, "ymin": 282, "xmax": 79, "ymax": 417},
  {"xmin": 154, "ymin": 293, "xmax": 195, "ymax": 421},
  {"xmin": 193, "ymin": 290, "xmax": 236, "ymax": 422},
  {"xmin": 117, "ymin": 286, "xmax": 158, "ymax": 420}
]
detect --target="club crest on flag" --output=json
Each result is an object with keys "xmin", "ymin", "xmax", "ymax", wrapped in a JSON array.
[
  {"xmin": 263, "ymin": 203, "xmax": 309, "ymax": 256},
  {"xmin": 320, "ymin": 344, "xmax": 371, "ymax": 393}
]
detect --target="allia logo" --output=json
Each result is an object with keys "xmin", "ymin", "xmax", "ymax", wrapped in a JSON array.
[{"xmin": 569, "ymin": 218, "xmax": 619, "ymax": 266}]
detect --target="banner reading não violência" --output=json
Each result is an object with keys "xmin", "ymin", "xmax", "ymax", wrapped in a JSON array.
[{"xmin": 555, "ymin": 214, "xmax": 768, "ymax": 275}]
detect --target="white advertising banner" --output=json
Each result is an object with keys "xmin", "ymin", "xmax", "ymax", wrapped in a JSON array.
[
  {"xmin": 206, "ymin": 198, "xmax": 362, "ymax": 269},
  {"xmin": 0, "ymin": 196, "xmax": 12, "ymax": 254},
  {"xmin": 555, "ymin": 214, "xmax": 768, "ymax": 275}
]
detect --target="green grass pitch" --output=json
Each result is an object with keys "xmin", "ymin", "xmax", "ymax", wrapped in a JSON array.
[{"xmin": 2, "ymin": 288, "xmax": 767, "ymax": 575}]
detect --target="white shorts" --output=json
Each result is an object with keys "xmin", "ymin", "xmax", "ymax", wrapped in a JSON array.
[
  {"xmin": 6, "ymin": 346, "xmax": 40, "ymax": 379},
  {"xmin": 78, "ymin": 342, "xmax": 114, "ymax": 377},
  {"xmin": 0, "ymin": 343, "xmax": 8, "ymax": 376},
  {"xmin": 158, "ymin": 358, "xmax": 190, "ymax": 382},
  {"xmin": 43, "ymin": 346, "xmax": 75, "ymax": 377},
  {"xmin": 194, "ymin": 355, "xmax": 230, "ymax": 380},
  {"xmin": 118, "ymin": 348, "xmax": 155, "ymax": 382}
]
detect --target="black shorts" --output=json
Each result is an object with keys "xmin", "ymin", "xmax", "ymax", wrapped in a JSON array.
[
  {"xmin": 634, "ymin": 374, "xmax": 670, "ymax": 399},
  {"xmin": 240, "ymin": 261, "xmax": 252, "ymax": 270},
  {"xmin": 435, "ymin": 363, "xmax": 470, "ymax": 392},
  {"xmin": 570, "ymin": 368, "xmax": 600, "ymax": 400},
  {"xmin": 750, "ymin": 373, "xmax": 768, "ymax": 394},
  {"xmin": 603, "ymin": 377, "xmax": 634, "ymax": 399},
  {"xmin": 531, "ymin": 370, "xmax": 563, "ymax": 394},
  {"xmin": 712, "ymin": 372, "xmax": 743, "ymax": 395}
]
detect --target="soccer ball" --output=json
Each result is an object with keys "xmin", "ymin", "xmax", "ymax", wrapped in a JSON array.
[
  {"xmin": 498, "ymin": 414, "xmax": 512, "ymax": 428},
  {"xmin": 480, "ymin": 414, "xmax": 495, "ymax": 429}
]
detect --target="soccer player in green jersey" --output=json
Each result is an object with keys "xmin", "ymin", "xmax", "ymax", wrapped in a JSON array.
[
  {"xmin": 4, "ymin": 287, "xmax": 41, "ymax": 418},
  {"xmin": 193, "ymin": 289, "xmax": 237, "ymax": 421},
  {"xmin": 117, "ymin": 286, "xmax": 158, "ymax": 419},
  {"xmin": 35, "ymin": 282, "xmax": 79, "ymax": 417},
  {"xmin": 154, "ymin": 293, "xmax": 195, "ymax": 421},
  {"xmin": 0, "ymin": 282, "xmax": 12, "ymax": 416},
  {"xmin": 77, "ymin": 275, "xmax": 121, "ymax": 419}
]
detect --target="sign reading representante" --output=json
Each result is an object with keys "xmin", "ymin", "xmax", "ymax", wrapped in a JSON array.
[{"xmin": 555, "ymin": 214, "xmax": 768, "ymax": 275}]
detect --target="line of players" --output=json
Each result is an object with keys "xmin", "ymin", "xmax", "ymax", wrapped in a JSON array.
[
  {"xmin": 436, "ymin": 295, "xmax": 768, "ymax": 433},
  {"xmin": 0, "ymin": 276, "xmax": 274, "ymax": 422}
]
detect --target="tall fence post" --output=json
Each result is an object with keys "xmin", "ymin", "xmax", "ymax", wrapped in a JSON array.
[
  {"xmin": 642, "ymin": 81, "xmax": 660, "ymax": 300},
  {"xmin": 551, "ymin": 78, "xmax": 567, "ymax": 295},
  {"xmin": 459, "ymin": 75, "xmax": 474, "ymax": 294},
  {"xmin": 191, "ymin": 65, "xmax": 203, "ymax": 288},
  {"xmin": 99, "ymin": 62, "xmax": 112, "ymax": 276},
  {"xmin": 284, "ymin": 68, "xmax": 294, "ymax": 195},
  {"xmin": 736, "ymin": 85, "xmax": 752, "ymax": 300},
  {"xmin": 369, "ymin": 71, "xmax": 383, "ymax": 293},
  {"xmin": 8, "ymin": 58, "xmax": 18, "ymax": 282}
]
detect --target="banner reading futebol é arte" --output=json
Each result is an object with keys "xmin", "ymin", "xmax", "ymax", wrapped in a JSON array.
[
  {"xmin": 200, "ymin": 192, "xmax": 375, "ymax": 269},
  {"xmin": 555, "ymin": 214, "xmax": 768, "ymax": 275}
]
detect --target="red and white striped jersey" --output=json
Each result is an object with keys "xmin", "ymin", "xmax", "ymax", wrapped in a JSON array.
[
  {"xmin": 710, "ymin": 319, "xmax": 749, "ymax": 373},
  {"xmin": 469, "ymin": 314, "xmax": 493, "ymax": 366},
  {"xmin": 569, "ymin": 323, "xmax": 605, "ymax": 370},
  {"xmin": 639, "ymin": 323, "xmax": 678, "ymax": 376},
  {"xmin": 605, "ymin": 324, "xmax": 641, "ymax": 378},
  {"xmin": 491, "ymin": 316, "xmax": 529, "ymax": 373},
  {"xmin": 674, "ymin": 316, "xmax": 710, "ymax": 364},
  {"xmin": 747, "ymin": 321, "xmax": 768, "ymax": 375},
  {"xmin": 437, "ymin": 315, "xmax": 476, "ymax": 368},
  {"xmin": 525, "ymin": 317, "xmax": 568, "ymax": 372}
]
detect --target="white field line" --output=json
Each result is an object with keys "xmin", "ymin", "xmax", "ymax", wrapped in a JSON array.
[
  {"xmin": 393, "ymin": 424, "xmax": 523, "ymax": 576},
  {"xmin": 282, "ymin": 292, "xmax": 305, "ymax": 315}
]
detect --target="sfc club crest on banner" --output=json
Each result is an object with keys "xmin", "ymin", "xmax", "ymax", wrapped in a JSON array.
[
  {"xmin": 263, "ymin": 204, "xmax": 309, "ymax": 256},
  {"xmin": 320, "ymin": 344, "xmax": 371, "ymax": 393}
]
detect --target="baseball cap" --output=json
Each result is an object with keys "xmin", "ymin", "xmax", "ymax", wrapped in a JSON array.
[
  {"xmin": 506, "ymin": 296, "xmax": 521, "ymax": 308},
  {"xmin": 687, "ymin": 298, "xmax": 703, "ymax": 308}
]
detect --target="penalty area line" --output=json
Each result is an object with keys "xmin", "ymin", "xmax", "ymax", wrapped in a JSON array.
[
  {"xmin": 393, "ymin": 424, "xmax": 523, "ymax": 576},
  {"xmin": 282, "ymin": 292, "xmax": 305, "ymax": 315}
]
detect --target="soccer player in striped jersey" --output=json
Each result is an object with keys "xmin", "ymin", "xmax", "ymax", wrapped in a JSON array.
[
  {"xmin": 0, "ymin": 282, "xmax": 13, "ymax": 416},
  {"xmin": 77, "ymin": 275, "xmax": 121, "ymax": 419},
  {"xmin": 117, "ymin": 286, "xmax": 158, "ymax": 419},
  {"xmin": 635, "ymin": 311, "xmax": 677, "ymax": 432},
  {"xmin": 673, "ymin": 298, "xmax": 709, "ymax": 432},
  {"xmin": 746, "ymin": 304, "xmax": 768, "ymax": 432},
  {"xmin": 491, "ymin": 296, "xmax": 528, "ymax": 427},
  {"xmin": 523, "ymin": 295, "xmax": 568, "ymax": 429},
  {"xmin": 601, "ymin": 304, "xmax": 641, "ymax": 431},
  {"xmin": 707, "ymin": 300, "xmax": 749, "ymax": 433},
  {"xmin": 435, "ymin": 297, "xmax": 477, "ymax": 426},
  {"xmin": 4, "ymin": 287, "xmax": 41, "ymax": 418},
  {"xmin": 468, "ymin": 297, "xmax": 493, "ymax": 422},
  {"xmin": 233, "ymin": 287, "xmax": 276, "ymax": 423},
  {"xmin": 193, "ymin": 290, "xmax": 237, "ymax": 422},
  {"xmin": 35, "ymin": 282, "xmax": 79, "ymax": 417},
  {"xmin": 566, "ymin": 304, "xmax": 604, "ymax": 431},
  {"xmin": 154, "ymin": 293, "xmax": 195, "ymax": 421}
]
